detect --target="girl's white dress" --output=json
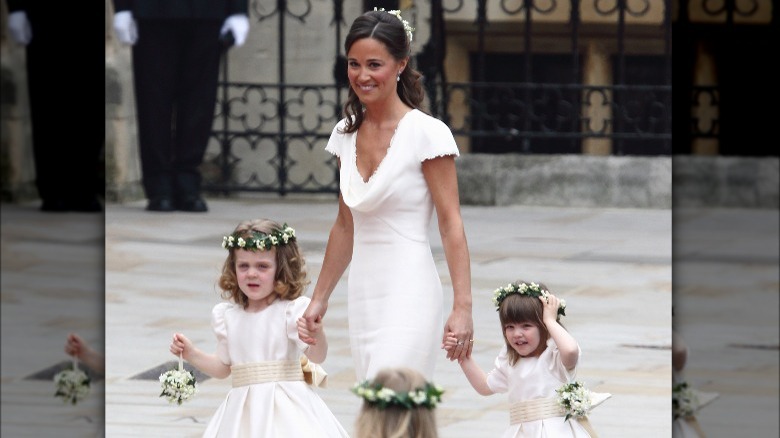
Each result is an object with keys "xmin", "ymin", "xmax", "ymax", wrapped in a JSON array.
[
  {"xmin": 325, "ymin": 109, "xmax": 459, "ymax": 381},
  {"xmin": 486, "ymin": 339, "xmax": 592, "ymax": 437},
  {"xmin": 203, "ymin": 298, "xmax": 349, "ymax": 438}
]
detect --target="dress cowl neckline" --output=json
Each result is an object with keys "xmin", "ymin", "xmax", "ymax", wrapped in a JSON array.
[{"xmin": 353, "ymin": 109, "xmax": 415, "ymax": 185}]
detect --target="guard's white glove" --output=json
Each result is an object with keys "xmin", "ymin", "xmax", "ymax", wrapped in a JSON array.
[
  {"xmin": 112, "ymin": 11, "xmax": 138, "ymax": 45},
  {"xmin": 7, "ymin": 11, "xmax": 32, "ymax": 45},
  {"xmin": 220, "ymin": 14, "xmax": 249, "ymax": 47}
]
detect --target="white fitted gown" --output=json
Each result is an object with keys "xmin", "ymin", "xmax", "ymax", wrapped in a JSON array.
[{"xmin": 325, "ymin": 109, "xmax": 460, "ymax": 381}]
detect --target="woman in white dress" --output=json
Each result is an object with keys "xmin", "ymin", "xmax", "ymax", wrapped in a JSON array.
[
  {"xmin": 299, "ymin": 9, "xmax": 474, "ymax": 381},
  {"xmin": 169, "ymin": 219, "xmax": 349, "ymax": 437}
]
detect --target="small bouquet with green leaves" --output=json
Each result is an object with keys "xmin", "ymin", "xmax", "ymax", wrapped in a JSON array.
[
  {"xmin": 159, "ymin": 353, "xmax": 196, "ymax": 405},
  {"xmin": 54, "ymin": 357, "xmax": 91, "ymax": 405},
  {"xmin": 672, "ymin": 381, "xmax": 699, "ymax": 419},
  {"xmin": 555, "ymin": 381, "xmax": 591, "ymax": 420},
  {"xmin": 555, "ymin": 380, "xmax": 612, "ymax": 421}
]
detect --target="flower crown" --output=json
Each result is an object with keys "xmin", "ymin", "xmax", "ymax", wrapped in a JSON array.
[
  {"xmin": 352, "ymin": 379, "xmax": 444, "ymax": 409},
  {"xmin": 222, "ymin": 224, "xmax": 296, "ymax": 251},
  {"xmin": 374, "ymin": 8, "xmax": 414, "ymax": 44},
  {"xmin": 492, "ymin": 281, "xmax": 566, "ymax": 316}
]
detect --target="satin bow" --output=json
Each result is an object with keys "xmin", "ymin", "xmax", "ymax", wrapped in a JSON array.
[{"xmin": 300, "ymin": 356, "xmax": 328, "ymax": 388}]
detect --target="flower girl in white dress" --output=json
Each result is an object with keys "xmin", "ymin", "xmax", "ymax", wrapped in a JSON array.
[
  {"xmin": 169, "ymin": 219, "xmax": 349, "ymax": 437},
  {"xmin": 444, "ymin": 281, "xmax": 609, "ymax": 437}
]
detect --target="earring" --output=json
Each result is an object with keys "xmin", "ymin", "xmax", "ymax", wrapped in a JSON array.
[{"xmin": 397, "ymin": 71, "xmax": 401, "ymax": 82}]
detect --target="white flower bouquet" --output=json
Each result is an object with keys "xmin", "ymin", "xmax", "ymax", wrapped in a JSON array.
[
  {"xmin": 159, "ymin": 353, "xmax": 196, "ymax": 405},
  {"xmin": 555, "ymin": 381, "xmax": 592, "ymax": 420},
  {"xmin": 672, "ymin": 381, "xmax": 699, "ymax": 419},
  {"xmin": 54, "ymin": 357, "xmax": 91, "ymax": 405}
]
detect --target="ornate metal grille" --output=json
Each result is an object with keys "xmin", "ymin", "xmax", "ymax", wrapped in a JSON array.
[{"xmin": 205, "ymin": 0, "xmax": 676, "ymax": 196}]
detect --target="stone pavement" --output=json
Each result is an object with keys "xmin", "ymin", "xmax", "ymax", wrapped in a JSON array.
[{"xmin": 3, "ymin": 195, "xmax": 679, "ymax": 437}]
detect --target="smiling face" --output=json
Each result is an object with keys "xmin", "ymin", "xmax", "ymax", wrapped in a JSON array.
[
  {"xmin": 347, "ymin": 37, "xmax": 407, "ymax": 107},
  {"xmin": 234, "ymin": 248, "xmax": 278, "ymax": 312},
  {"xmin": 504, "ymin": 321, "xmax": 542, "ymax": 357},
  {"xmin": 499, "ymin": 293, "xmax": 550, "ymax": 363}
]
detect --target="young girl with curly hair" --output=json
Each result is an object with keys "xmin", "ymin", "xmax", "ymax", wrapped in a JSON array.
[{"xmin": 169, "ymin": 218, "xmax": 348, "ymax": 437}]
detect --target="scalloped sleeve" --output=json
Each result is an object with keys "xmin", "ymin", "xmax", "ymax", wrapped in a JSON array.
[
  {"xmin": 414, "ymin": 113, "xmax": 460, "ymax": 162},
  {"xmin": 485, "ymin": 345, "xmax": 510, "ymax": 394},
  {"xmin": 285, "ymin": 296, "xmax": 312, "ymax": 352},
  {"xmin": 324, "ymin": 118, "xmax": 350, "ymax": 157},
  {"xmin": 211, "ymin": 302, "xmax": 232, "ymax": 365}
]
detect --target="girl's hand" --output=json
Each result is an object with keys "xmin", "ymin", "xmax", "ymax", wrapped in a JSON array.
[
  {"xmin": 64, "ymin": 332, "xmax": 86, "ymax": 359},
  {"xmin": 297, "ymin": 316, "xmax": 321, "ymax": 345},
  {"xmin": 170, "ymin": 333, "xmax": 193, "ymax": 360},
  {"xmin": 441, "ymin": 331, "xmax": 460, "ymax": 352},
  {"xmin": 539, "ymin": 294, "xmax": 561, "ymax": 324}
]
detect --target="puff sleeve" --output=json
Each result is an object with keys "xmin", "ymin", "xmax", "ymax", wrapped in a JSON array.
[
  {"xmin": 543, "ymin": 338, "xmax": 580, "ymax": 383},
  {"xmin": 486, "ymin": 345, "xmax": 510, "ymax": 394},
  {"xmin": 414, "ymin": 113, "xmax": 460, "ymax": 162},
  {"xmin": 286, "ymin": 296, "xmax": 312, "ymax": 352},
  {"xmin": 211, "ymin": 302, "xmax": 232, "ymax": 365},
  {"xmin": 324, "ymin": 118, "xmax": 350, "ymax": 158}
]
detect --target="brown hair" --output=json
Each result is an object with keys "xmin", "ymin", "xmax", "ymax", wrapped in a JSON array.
[
  {"xmin": 354, "ymin": 368, "xmax": 439, "ymax": 438},
  {"xmin": 498, "ymin": 280, "xmax": 563, "ymax": 365},
  {"xmin": 218, "ymin": 219, "xmax": 309, "ymax": 308},
  {"xmin": 341, "ymin": 10, "xmax": 426, "ymax": 134}
]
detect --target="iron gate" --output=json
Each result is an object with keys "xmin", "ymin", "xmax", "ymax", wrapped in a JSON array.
[{"xmin": 204, "ymin": 0, "xmax": 674, "ymax": 196}]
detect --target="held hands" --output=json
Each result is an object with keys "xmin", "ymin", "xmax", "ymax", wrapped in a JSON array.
[
  {"xmin": 299, "ymin": 299, "xmax": 328, "ymax": 345},
  {"xmin": 297, "ymin": 316, "xmax": 321, "ymax": 344},
  {"xmin": 112, "ymin": 11, "xmax": 138, "ymax": 45},
  {"xmin": 220, "ymin": 14, "xmax": 250, "ymax": 47},
  {"xmin": 7, "ymin": 11, "xmax": 32, "ymax": 45},
  {"xmin": 442, "ymin": 309, "xmax": 474, "ymax": 363}
]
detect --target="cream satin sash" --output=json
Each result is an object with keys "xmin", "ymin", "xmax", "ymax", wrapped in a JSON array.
[
  {"xmin": 509, "ymin": 397, "xmax": 600, "ymax": 437},
  {"xmin": 231, "ymin": 357, "xmax": 329, "ymax": 388},
  {"xmin": 231, "ymin": 360, "xmax": 304, "ymax": 387}
]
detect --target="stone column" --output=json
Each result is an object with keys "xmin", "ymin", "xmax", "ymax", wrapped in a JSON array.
[
  {"xmin": 0, "ymin": 1, "xmax": 37, "ymax": 201},
  {"xmin": 104, "ymin": 0, "xmax": 143, "ymax": 202},
  {"xmin": 581, "ymin": 40, "xmax": 612, "ymax": 155},
  {"xmin": 691, "ymin": 40, "xmax": 718, "ymax": 155}
]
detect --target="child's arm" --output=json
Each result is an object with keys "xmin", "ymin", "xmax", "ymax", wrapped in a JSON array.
[
  {"xmin": 65, "ymin": 333, "xmax": 105, "ymax": 375},
  {"xmin": 170, "ymin": 333, "xmax": 231, "ymax": 379},
  {"xmin": 459, "ymin": 357, "xmax": 494, "ymax": 395},
  {"xmin": 444, "ymin": 332, "xmax": 494, "ymax": 395},
  {"xmin": 539, "ymin": 295, "xmax": 579, "ymax": 370},
  {"xmin": 297, "ymin": 317, "xmax": 327, "ymax": 363}
]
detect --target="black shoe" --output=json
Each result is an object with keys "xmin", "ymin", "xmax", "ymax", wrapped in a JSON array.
[
  {"xmin": 175, "ymin": 196, "xmax": 208, "ymax": 212},
  {"xmin": 146, "ymin": 197, "xmax": 175, "ymax": 212},
  {"xmin": 69, "ymin": 196, "xmax": 103, "ymax": 212},
  {"xmin": 40, "ymin": 198, "xmax": 69, "ymax": 212}
]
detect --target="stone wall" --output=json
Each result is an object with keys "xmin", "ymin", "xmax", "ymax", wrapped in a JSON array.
[
  {"xmin": 457, "ymin": 154, "xmax": 673, "ymax": 209},
  {"xmin": 672, "ymin": 155, "xmax": 779, "ymax": 209},
  {"xmin": 456, "ymin": 154, "xmax": 777, "ymax": 209}
]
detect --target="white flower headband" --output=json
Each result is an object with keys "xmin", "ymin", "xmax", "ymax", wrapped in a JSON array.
[
  {"xmin": 222, "ymin": 224, "xmax": 296, "ymax": 251},
  {"xmin": 352, "ymin": 379, "xmax": 444, "ymax": 409},
  {"xmin": 492, "ymin": 281, "xmax": 567, "ymax": 316},
  {"xmin": 374, "ymin": 7, "xmax": 415, "ymax": 44}
]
